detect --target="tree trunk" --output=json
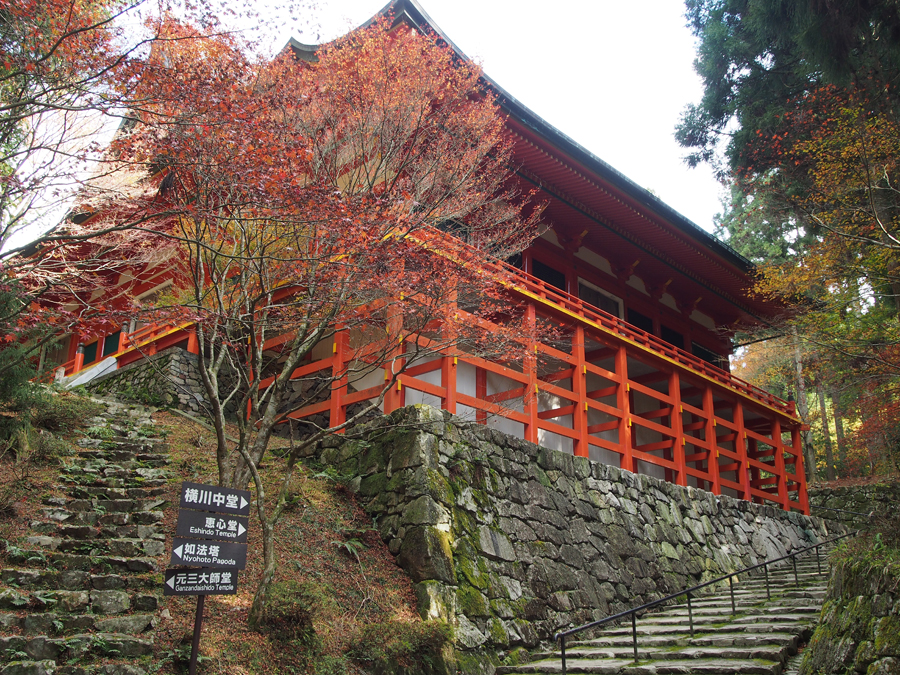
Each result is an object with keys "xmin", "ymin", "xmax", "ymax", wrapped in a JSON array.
[
  {"xmin": 830, "ymin": 386, "xmax": 848, "ymax": 475},
  {"xmin": 816, "ymin": 380, "xmax": 836, "ymax": 481},
  {"xmin": 792, "ymin": 327, "xmax": 817, "ymax": 483}
]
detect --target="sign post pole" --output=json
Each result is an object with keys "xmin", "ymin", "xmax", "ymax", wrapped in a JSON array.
[
  {"xmin": 189, "ymin": 594, "xmax": 206, "ymax": 675},
  {"xmin": 166, "ymin": 481, "xmax": 252, "ymax": 674}
]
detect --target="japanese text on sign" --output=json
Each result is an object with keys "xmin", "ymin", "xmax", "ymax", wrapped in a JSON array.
[{"xmin": 178, "ymin": 481, "xmax": 250, "ymax": 516}]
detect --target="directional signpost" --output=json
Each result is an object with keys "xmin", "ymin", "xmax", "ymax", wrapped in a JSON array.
[{"xmin": 166, "ymin": 482, "xmax": 251, "ymax": 675}]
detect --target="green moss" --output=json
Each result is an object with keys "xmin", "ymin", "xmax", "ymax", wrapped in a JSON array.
[
  {"xmin": 456, "ymin": 587, "xmax": 490, "ymax": 617},
  {"xmin": 874, "ymin": 616, "xmax": 900, "ymax": 656},
  {"xmin": 358, "ymin": 472, "xmax": 389, "ymax": 497},
  {"xmin": 425, "ymin": 469, "xmax": 454, "ymax": 505},
  {"xmin": 488, "ymin": 618, "xmax": 508, "ymax": 646},
  {"xmin": 534, "ymin": 467, "xmax": 551, "ymax": 489}
]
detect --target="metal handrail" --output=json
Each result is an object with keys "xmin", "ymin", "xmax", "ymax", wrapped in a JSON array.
[{"xmin": 552, "ymin": 530, "xmax": 858, "ymax": 672}]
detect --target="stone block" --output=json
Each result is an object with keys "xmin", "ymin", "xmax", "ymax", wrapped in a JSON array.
[{"xmin": 397, "ymin": 526, "xmax": 454, "ymax": 584}]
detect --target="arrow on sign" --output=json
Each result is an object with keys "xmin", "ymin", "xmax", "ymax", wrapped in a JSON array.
[
  {"xmin": 237, "ymin": 523, "xmax": 246, "ymax": 536},
  {"xmin": 166, "ymin": 576, "xmax": 176, "ymax": 589},
  {"xmin": 240, "ymin": 497, "xmax": 248, "ymax": 510},
  {"xmin": 174, "ymin": 545, "xmax": 184, "ymax": 559}
]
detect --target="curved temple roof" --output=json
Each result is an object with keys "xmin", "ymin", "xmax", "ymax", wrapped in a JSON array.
[{"xmin": 290, "ymin": 0, "xmax": 784, "ymax": 327}]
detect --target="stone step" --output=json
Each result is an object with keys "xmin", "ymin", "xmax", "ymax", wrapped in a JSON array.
[
  {"xmin": 4, "ymin": 549, "xmax": 158, "ymax": 574},
  {"xmin": 533, "ymin": 643, "xmax": 793, "ymax": 663},
  {"xmin": 0, "ymin": 588, "xmax": 158, "ymax": 615},
  {"xmin": 0, "ymin": 612, "xmax": 155, "ymax": 636},
  {"xmin": 596, "ymin": 620, "xmax": 815, "ymax": 637},
  {"xmin": 24, "ymin": 536, "xmax": 164, "ymax": 559},
  {"xmin": 63, "ymin": 479, "xmax": 168, "ymax": 492},
  {"xmin": 570, "ymin": 631, "xmax": 800, "ymax": 650},
  {"xmin": 1, "ymin": 570, "xmax": 157, "ymax": 594},
  {"xmin": 27, "ymin": 522, "xmax": 163, "ymax": 541},
  {"xmin": 497, "ymin": 656, "xmax": 784, "ymax": 674},
  {"xmin": 0, "ymin": 632, "xmax": 153, "ymax": 662},
  {"xmin": 37, "ymin": 509, "xmax": 164, "ymax": 526}
]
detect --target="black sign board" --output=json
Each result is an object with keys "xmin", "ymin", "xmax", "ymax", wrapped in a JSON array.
[
  {"xmin": 170, "ymin": 537, "xmax": 247, "ymax": 569},
  {"xmin": 179, "ymin": 481, "xmax": 251, "ymax": 516},
  {"xmin": 164, "ymin": 568, "xmax": 238, "ymax": 596},
  {"xmin": 176, "ymin": 509, "xmax": 249, "ymax": 544}
]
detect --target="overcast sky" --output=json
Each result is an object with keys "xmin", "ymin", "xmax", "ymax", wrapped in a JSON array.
[{"xmin": 284, "ymin": 0, "xmax": 725, "ymax": 234}]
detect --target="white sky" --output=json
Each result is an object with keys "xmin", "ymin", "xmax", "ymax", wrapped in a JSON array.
[{"xmin": 284, "ymin": 0, "xmax": 725, "ymax": 234}]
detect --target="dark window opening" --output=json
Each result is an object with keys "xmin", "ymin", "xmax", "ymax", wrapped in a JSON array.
[
  {"xmin": 532, "ymin": 259, "xmax": 566, "ymax": 292},
  {"xmin": 627, "ymin": 309, "xmax": 654, "ymax": 334},
  {"xmin": 103, "ymin": 331, "xmax": 121, "ymax": 357},
  {"xmin": 579, "ymin": 282, "xmax": 620, "ymax": 317},
  {"xmin": 692, "ymin": 342, "xmax": 728, "ymax": 371},
  {"xmin": 82, "ymin": 341, "xmax": 98, "ymax": 366},
  {"xmin": 661, "ymin": 325, "xmax": 684, "ymax": 349},
  {"xmin": 506, "ymin": 252, "xmax": 522, "ymax": 270}
]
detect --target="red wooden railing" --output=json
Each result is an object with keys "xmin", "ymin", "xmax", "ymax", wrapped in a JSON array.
[{"xmin": 54, "ymin": 232, "xmax": 807, "ymax": 513}]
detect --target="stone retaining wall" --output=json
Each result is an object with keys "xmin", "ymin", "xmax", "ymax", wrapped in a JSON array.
[
  {"xmin": 809, "ymin": 481, "xmax": 900, "ymax": 530},
  {"xmin": 800, "ymin": 558, "xmax": 900, "ymax": 674},
  {"xmin": 87, "ymin": 348, "xmax": 207, "ymax": 414},
  {"xmin": 309, "ymin": 405, "xmax": 844, "ymax": 674}
]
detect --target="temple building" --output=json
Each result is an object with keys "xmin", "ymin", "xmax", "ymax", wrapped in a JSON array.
[{"xmin": 49, "ymin": 0, "xmax": 808, "ymax": 513}]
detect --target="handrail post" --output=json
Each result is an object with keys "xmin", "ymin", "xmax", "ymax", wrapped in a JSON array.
[
  {"xmin": 792, "ymin": 554, "xmax": 799, "ymax": 587},
  {"xmin": 560, "ymin": 635, "xmax": 566, "ymax": 675},
  {"xmin": 728, "ymin": 575, "xmax": 736, "ymax": 614},
  {"xmin": 686, "ymin": 591, "xmax": 694, "ymax": 638},
  {"xmin": 632, "ymin": 613, "xmax": 638, "ymax": 663},
  {"xmin": 816, "ymin": 544, "xmax": 822, "ymax": 575},
  {"xmin": 764, "ymin": 562, "xmax": 770, "ymax": 601}
]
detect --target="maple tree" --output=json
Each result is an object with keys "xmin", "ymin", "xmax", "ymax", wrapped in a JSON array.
[{"xmin": 103, "ymin": 17, "xmax": 542, "ymax": 621}]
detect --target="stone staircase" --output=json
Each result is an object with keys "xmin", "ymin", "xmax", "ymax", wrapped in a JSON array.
[
  {"xmin": 502, "ymin": 554, "xmax": 829, "ymax": 675},
  {"xmin": 0, "ymin": 398, "xmax": 169, "ymax": 675}
]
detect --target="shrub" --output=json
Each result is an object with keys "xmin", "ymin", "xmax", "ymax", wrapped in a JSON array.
[
  {"xmin": 258, "ymin": 580, "xmax": 332, "ymax": 644},
  {"xmin": 28, "ymin": 390, "xmax": 103, "ymax": 432},
  {"xmin": 349, "ymin": 619, "xmax": 452, "ymax": 669}
]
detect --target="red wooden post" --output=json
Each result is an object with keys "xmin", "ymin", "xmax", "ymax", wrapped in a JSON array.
[
  {"xmin": 73, "ymin": 345, "xmax": 85, "ymax": 374},
  {"xmin": 669, "ymin": 370, "xmax": 687, "ymax": 486},
  {"xmin": 792, "ymin": 425, "xmax": 810, "ymax": 514},
  {"xmin": 329, "ymin": 329, "xmax": 348, "ymax": 430},
  {"xmin": 772, "ymin": 420, "xmax": 789, "ymax": 510},
  {"xmin": 475, "ymin": 367, "xmax": 487, "ymax": 424},
  {"xmin": 733, "ymin": 402, "xmax": 752, "ymax": 501},
  {"xmin": 383, "ymin": 304, "xmax": 405, "ymax": 414},
  {"xmin": 186, "ymin": 328, "xmax": 199, "ymax": 355},
  {"xmin": 572, "ymin": 327, "xmax": 588, "ymax": 457},
  {"xmin": 615, "ymin": 344, "xmax": 633, "ymax": 472},
  {"xmin": 441, "ymin": 298, "xmax": 458, "ymax": 416},
  {"xmin": 702, "ymin": 386, "xmax": 721, "ymax": 494},
  {"xmin": 524, "ymin": 303, "xmax": 539, "ymax": 444}
]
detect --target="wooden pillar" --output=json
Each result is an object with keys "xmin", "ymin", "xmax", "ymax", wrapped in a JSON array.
[
  {"xmin": 383, "ymin": 304, "xmax": 405, "ymax": 414},
  {"xmin": 441, "ymin": 299, "xmax": 458, "ymax": 416},
  {"xmin": 475, "ymin": 367, "xmax": 487, "ymax": 425},
  {"xmin": 792, "ymin": 426, "xmax": 810, "ymax": 514},
  {"xmin": 669, "ymin": 370, "xmax": 687, "ymax": 486},
  {"xmin": 186, "ymin": 328, "xmax": 199, "ymax": 355},
  {"xmin": 572, "ymin": 327, "xmax": 589, "ymax": 458},
  {"xmin": 441, "ymin": 355, "xmax": 458, "ymax": 415},
  {"xmin": 117, "ymin": 329, "xmax": 128, "ymax": 354},
  {"xmin": 329, "ymin": 329, "xmax": 348, "ymax": 430},
  {"xmin": 615, "ymin": 344, "xmax": 632, "ymax": 472},
  {"xmin": 73, "ymin": 344, "xmax": 85, "ymax": 375},
  {"xmin": 772, "ymin": 420, "xmax": 790, "ymax": 510},
  {"xmin": 524, "ymin": 303, "xmax": 539, "ymax": 444},
  {"xmin": 733, "ymin": 402, "xmax": 752, "ymax": 501},
  {"xmin": 701, "ymin": 386, "xmax": 721, "ymax": 494}
]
